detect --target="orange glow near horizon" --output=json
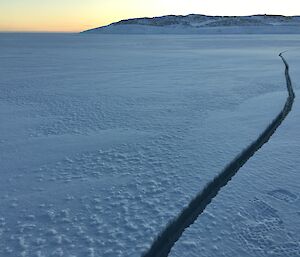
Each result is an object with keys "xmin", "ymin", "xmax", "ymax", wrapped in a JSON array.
[{"xmin": 1, "ymin": 0, "xmax": 300, "ymax": 32}]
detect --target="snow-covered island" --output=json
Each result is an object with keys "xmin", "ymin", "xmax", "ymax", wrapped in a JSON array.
[{"xmin": 83, "ymin": 14, "xmax": 300, "ymax": 34}]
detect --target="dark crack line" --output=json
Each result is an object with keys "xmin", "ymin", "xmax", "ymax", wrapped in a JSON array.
[{"xmin": 142, "ymin": 53, "xmax": 295, "ymax": 257}]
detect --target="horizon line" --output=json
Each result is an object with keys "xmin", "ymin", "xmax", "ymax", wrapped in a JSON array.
[{"xmin": 2, "ymin": 13, "xmax": 300, "ymax": 33}]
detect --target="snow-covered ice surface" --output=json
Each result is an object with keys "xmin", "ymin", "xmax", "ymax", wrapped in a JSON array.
[
  {"xmin": 0, "ymin": 34, "xmax": 299, "ymax": 257},
  {"xmin": 170, "ymin": 52, "xmax": 300, "ymax": 256}
]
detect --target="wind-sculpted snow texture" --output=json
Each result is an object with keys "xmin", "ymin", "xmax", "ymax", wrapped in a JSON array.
[
  {"xmin": 0, "ymin": 34, "xmax": 298, "ymax": 257},
  {"xmin": 170, "ymin": 53, "xmax": 300, "ymax": 257},
  {"xmin": 142, "ymin": 55, "xmax": 295, "ymax": 257}
]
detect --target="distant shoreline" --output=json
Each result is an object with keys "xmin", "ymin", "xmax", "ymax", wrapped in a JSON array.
[{"xmin": 83, "ymin": 14, "xmax": 300, "ymax": 34}]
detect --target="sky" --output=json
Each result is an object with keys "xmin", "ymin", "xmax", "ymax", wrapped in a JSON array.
[{"xmin": 1, "ymin": 0, "xmax": 300, "ymax": 32}]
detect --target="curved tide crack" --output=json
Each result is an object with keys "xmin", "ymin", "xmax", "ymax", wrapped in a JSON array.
[{"xmin": 142, "ymin": 53, "xmax": 295, "ymax": 257}]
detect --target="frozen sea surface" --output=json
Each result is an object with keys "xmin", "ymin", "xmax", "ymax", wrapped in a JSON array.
[
  {"xmin": 170, "ymin": 51, "xmax": 300, "ymax": 256},
  {"xmin": 0, "ymin": 34, "xmax": 299, "ymax": 257}
]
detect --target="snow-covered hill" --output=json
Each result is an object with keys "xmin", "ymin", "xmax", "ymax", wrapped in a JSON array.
[{"xmin": 83, "ymin": 14, "xmax": 300, "ymax": 34}]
